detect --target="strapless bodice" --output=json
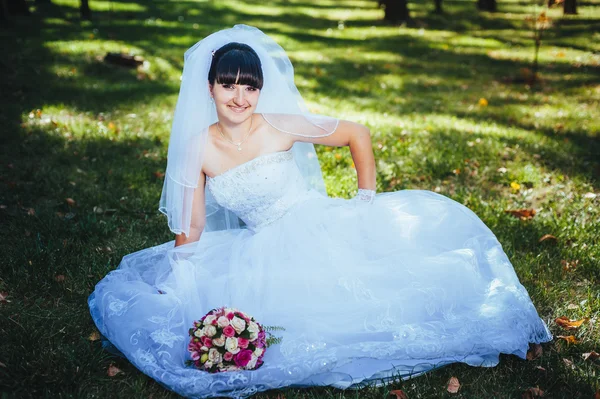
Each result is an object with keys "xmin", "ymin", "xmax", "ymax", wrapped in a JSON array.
[{"xmin": 206, "ymin": 149, "xmax": 316, "ymax": 232}]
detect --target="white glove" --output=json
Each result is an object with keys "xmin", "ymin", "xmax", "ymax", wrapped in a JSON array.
[{"xmin": 354, "ymin": 188, "xmax": 376, "ymax": 204}]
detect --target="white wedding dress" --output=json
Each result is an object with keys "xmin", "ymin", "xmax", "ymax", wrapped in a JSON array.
[{"xmin": 89, "ymin": 148, "xmax": 552, "ymax": 398}]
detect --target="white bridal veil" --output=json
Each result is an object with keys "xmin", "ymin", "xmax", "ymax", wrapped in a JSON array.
[{"xmin": 159, "ymin": 24, "xmax": 339, "ymax": 237}]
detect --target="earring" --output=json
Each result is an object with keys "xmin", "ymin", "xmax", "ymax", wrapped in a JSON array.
[{"xmin": 210, "ymin": 97, "xmax": 214, "ymax": 104}]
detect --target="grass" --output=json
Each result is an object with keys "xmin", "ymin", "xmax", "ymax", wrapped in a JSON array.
[{"xmin": 0, "ymin": 0, "xmax": 599, "ymax": 397}]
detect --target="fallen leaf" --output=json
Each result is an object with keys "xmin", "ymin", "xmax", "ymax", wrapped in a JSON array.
[
  {"xmin": 0, "ymin": 361, "xmax": 6, "ymax": 368},
  {"xmin": 153, "ymin": 171, "xmax": 165, "ymax": 179},
  {"xmin": 562, "ymin": 358, "xmax": 576, "ymax": 369},
  {"xmin": 557, "ymin": 335, "xmax": 579, "ymax": 344},
  {"xmin": 582, "ymin": 351, "xmax": 599, "ymax": 361},
  {"xmin": 0, "ymin": 292, "xmax": 10, "ymax": 303},
  {"xmin": 527, "ymin": 344, "xmax": 543, "ymax": 360},
  {"xmin": 505, "ymin": 209, "xmax": 536, "ymax": 220},
  {"xmin": 88, "ymin": 331, "xmax": 101, "ymax": 341},
  {"xmin": 65, "ymin": 198, "xmax": 76, "ymax": 207},
  {"xmin": 535, "ymin": 365, "xmax": 546, "ymax": 371},
  {"xmin": 538, "ymin": 234, "xmax": 557, "ymax": 243},
  {"xmin": 566, "ymin": 303, "xmax": 579, "ymax": 310},
  {"xmin": 561, "ymin": 260, "xmax": 579, "ymax": 272},
  {"xmin": 27, "ymin": 208, "xmax": 35, "ymax": 216},
  {"xmin": 54, "ymin": 275, "xmax": 66, "ymax": 282},
  {"xmin": 389, "ymin": 389, "xmax": 408, "ymax": 399},
  {"xmin": 447, "ymin": 376, "xmax": 460, "ymax": 394},
  {"xmin": 522, "ymin": 387, "xmax": 544, "ymax": 398},
  {"xmin": 555, "ymin": 316, "xmax": 588, "ymax": 330},
  {"xmin": 107, "ymin": 364, "xmax": 123, "ymax": 377}
]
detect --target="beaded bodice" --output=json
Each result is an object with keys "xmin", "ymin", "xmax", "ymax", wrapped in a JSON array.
[{"xmin": 206, "ymin": 149, "xmax": 313, "ymax": 232}]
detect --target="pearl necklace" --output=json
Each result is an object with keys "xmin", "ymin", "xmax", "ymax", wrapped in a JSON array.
[{"xmin": 216, "ymin": 117, "xmax": 253, "ymax": 151}]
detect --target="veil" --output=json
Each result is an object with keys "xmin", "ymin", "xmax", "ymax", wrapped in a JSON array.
[{"xmin": 159, "ymin": 25, "xmax": 339, "ymax": 237}]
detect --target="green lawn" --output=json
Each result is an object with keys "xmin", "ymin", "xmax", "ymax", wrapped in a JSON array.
[{"xmin": 0, "ymin": 0, "xmax": 599, "ymax": 397}]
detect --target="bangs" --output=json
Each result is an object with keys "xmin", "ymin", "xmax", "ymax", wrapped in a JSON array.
[{"xmin": 214, "ymin": 50, "xmax": 264, "ymax": 89}]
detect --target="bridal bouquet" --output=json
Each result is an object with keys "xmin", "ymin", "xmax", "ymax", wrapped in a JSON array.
[{"xmin": 187, "ymin": 307, "xmax": 281, "ymax": 373}]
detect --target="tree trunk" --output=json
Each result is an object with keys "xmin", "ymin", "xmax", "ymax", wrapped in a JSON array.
[
  {"xmin": 434, "ymin": 0, "xmax": 443, "ymax": 13},
  {"xmin": 80, "ymin": 0, "xmax": 92, "ymax": 20},
  {"xmin": 6, "ymin": 0, "xmax": 30, "ymax": 15},
  {"xmin": 477, "ymin": 0, "xmax": 496, "ymax": 12},
  {"xmin": 379, "ymin": 0, "xmax": 410, "ymax": 24},
  {"xmin": 563, "ymin": 0, "xmax": 577, "ymax": 14}
]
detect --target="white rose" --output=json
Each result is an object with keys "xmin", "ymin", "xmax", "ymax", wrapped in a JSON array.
[
  {"xmin": 246, "ymin": 354, "xmax": 258, "ymax": 369},
  {"xmin": 231, "ymin": 316, "xmax": 246, "ymax": 334},
  {"xmin": 208, "ymin": 348, "xmax": 222, "ymax": 364},
  {"xmin": 217, "ymin": 316, "xmax": 230, "ymax": 328},
  {"xmin": 204, "ymin": 361, "xmax": 213, "ymax": 369},
  {"xmin": 225, "ymin": 337, "xmax": 240, "ymax": 354},
  {"xmin": 204, "ymin": 325, "xmax": 217, "ymax": 337},
  {"xmin": 193, "ymin": 328, "xmax": 203, "ymax": 338},
  {"xmin": 200, "ymin": 346, "xmax": 208, "ymax": 352},
  {"xmin": 253, "ymin": 347, "xmax": 264, "ymax": 357},
  {"xmin": 203, "ymin": 315, "xmax": 217, "ymax": 325},
  {"xmin": 247, "ymin": 321, "xmax": 259, "ymax": 334},
  {"xmin": 212, "ymin": 336, "xmax": 226, "ymax": 347},
  {"xmin": 224, "ymin": 307, "xmax": 234, "ymax": 314}
]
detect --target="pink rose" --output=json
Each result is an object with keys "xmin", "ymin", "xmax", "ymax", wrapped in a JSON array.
[
  {"xmin": 201, "ymin": 336, "xmax": 213, "ymax": 348},
  {"xmin": 223, "ymin": 352, "xmax": 233, "ymax": 362},
  {"xmin": 258, "ymin": 330, "xmax": 266, "ymax": 341},
  {"xmin": 226, "ymin": 312, "xmax": 235, "ymax": 320},
  {"xmin": 237, "ymin": 337, "xmax": 249, "ymax": 349},
  {"xmin": 190, "ymin": 351, "xmax": 200, "ymax": 361},
  {"xmin": 234, "ymin": 349, "xmax": 253, "ymax": 368},
  {"xmin": 223, "ymin": 325, "xmax": 235, "ymax": 337}
]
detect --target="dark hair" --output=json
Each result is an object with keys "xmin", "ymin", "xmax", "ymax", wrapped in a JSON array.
[{"xmin": 208, "ymin": 42, "xmax": 263, "ymax": 90}]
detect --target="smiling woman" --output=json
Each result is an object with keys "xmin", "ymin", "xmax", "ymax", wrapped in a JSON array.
[{"xmin": 88, "ymin": 25, "xmax": 552, "ymax": 399}]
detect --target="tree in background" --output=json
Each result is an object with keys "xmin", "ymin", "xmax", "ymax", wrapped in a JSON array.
[
  {"xmin": 80, "ymin": 0, "xmax": 91, "ymax": 20},
  {"xmin": 1, "ymin": 0, "xmax": 30, "ymax": 19},
  {"xmin": 477, "ymin": 0, "xmax": 497, "ymax": 12},
  {"xmin": 563, "ymin": 0, "xmax": 577, "ymax": 14},
  {"xmin": 378, "ymin": 0, "xmax": 410, "ymax": 24},
  {"xmin": 434, "ymin": 0, "xmax": 443, "ymax": 13}
]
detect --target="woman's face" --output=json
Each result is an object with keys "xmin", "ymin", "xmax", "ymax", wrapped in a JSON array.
[{"xmin": 210, "ymin": 80, "xmax": 260, "ymax": 124}]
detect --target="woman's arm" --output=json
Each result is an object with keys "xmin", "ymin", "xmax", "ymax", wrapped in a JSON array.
[
  {"xmin": 174, "ymin": 171, "xmax": 207, "ymax": 247},
  {"xmin": 292, "ymin": 120, "xmax": 376, "ymax": 191}
]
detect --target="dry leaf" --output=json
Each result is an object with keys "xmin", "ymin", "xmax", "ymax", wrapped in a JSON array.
[
  {"xmin": 557, "ymin": 335, "xmax": 579, "ymax": 344},
  {"xmin": 389, "ymin": 389, "xmax": 408, "ymax": 399},
  {"xmin": 107, "ymin": 364, "xmax": 123, "ymax": 377},
  {"xmin": 27, "ymin": 208, "xmax": 35, "ymax": 216},
  {"xmin": 0, "ymin": 361, "xmax": 6, "ymax": 368},
  {"xmin": 0, "ymin": 292, "xmax": 10, "ymax": 303},
  {"xmin": 447, "ymin": 376, "xmax": 460, "ymax": 394},
  {"xmin": 527, "ymin": 343, "xmax": 543, "ymax": 360},
  {"xmin": 522, "ymin": 387, "xmax": 544, "ymax": 398},
  {"xmin": 54, "ymin": 275, "xmax": 66, "ymax": 282},
  {"xmin": 505, "ymin": 209, "xmax": 536, "ymax": 220},
  {"xmin": 561, "ymin": 260, "xmax": 579, "ymax": 272},
  {"xmin": 538, "ymin": 234, "xmax": 557, "ymax": 243},
  {"xmin": 582, "ymin": 351, "xmax": 599, "ymax": 361},
  {"xmin": 535, "ymin": 365, "xmax": 546, "ymax": 371},
  {"xmin": 566, "ymin": 303, "xmax": 578, "ymax": 310},
  {"xmin": 555, "ymin": 316, "xmax": 588, "ymax": 330},
  {"xmin": 88, "ymin": 331, "xmax": 101, "ymax": 341},
  {"xmin": 153, "ymin": 171, "xmax": 165, "ymax": 179},
  {"xmin": 562, "ymin": 358, "xmax": 575, "ymax": 369},
  {"xmin": 65, "ymin": 198, "xmax": 76, "ymax": 207}
]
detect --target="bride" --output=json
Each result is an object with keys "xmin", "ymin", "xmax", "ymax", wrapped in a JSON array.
[{"xmin": 89, "ymin": 25, "xmax": 552, "ymax": 398}]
